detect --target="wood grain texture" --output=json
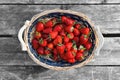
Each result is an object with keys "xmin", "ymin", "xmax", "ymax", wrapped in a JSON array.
[
  {"xmin": 107, "ymin": 0, "xmax": 120, "ymax": 3},
  {"xmin": 0, "ymin": 66, "xmax": 120, "ymax": 80},
  {"xmin": 0, "ymin": 37, "xmax": 120, "ymax": 65},
  {"xmin": 0, "ymin": 0, "xmax": 103, "ymax": 4},
  {"xmin": 0, "ymin": 5, "xmax": 120, "ymax": 35}
]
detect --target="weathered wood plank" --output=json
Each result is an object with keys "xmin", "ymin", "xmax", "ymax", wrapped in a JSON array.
[
  {"xmin": 106, "ymin": 0, "xmax": 120, "ymax": 3},
  {"xmin": 0, "ymin": 0, "xmax": 103, "ymax": 4},
  {"xmin": 0, "ymin": 5, "xmax": 120, "ymax": 35},
  {"xmin": 0, "ymin": 66, "xmax": 120, "ymax": 80},
  {"xmin": 0, "ymin": 37, "xmax": 120, "ymax": 65}
]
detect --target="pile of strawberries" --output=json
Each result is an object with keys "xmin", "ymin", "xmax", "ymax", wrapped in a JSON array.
[{"xmin": 32, "ymin": 16, "xmax": 92, "ymax": 64}]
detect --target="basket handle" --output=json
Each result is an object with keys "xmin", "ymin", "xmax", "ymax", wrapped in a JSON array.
[
  {"xmin": 18, "ymin": 20, "xmax": 30, "ymax": 51},
  {"xmin": 95, "ymin": 26, "xmax": 104, "ymax": 56}
]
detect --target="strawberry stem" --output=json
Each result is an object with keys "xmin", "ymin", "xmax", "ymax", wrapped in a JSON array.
[
  {"xmin": 57, "ymin": 43, "xmax": 63, "ymax": 46},
  {"xmin": 39, "ymin": 38, "xmax": 43, "ymax": 44},
  {"xmin": 78, "ymin": 45, "xmax": 86, "ymax": 50}
]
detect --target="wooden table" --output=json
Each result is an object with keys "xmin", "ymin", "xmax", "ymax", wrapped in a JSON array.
[{"xmin": 0, "ymin": 0, "xmax": 120, "ymax": 80}]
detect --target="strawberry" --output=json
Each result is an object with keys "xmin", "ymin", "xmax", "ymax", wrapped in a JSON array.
[
  {"xmin": 47, "ymin": 43, "xmax": 54, "ymax": 49},
  {"xmin": 43, "ymin": 28, "xmax": 52, "ymax": 34},
  {"xmin": 64, "ymin": 36, "xmax": 69, "ymax": 43},
  {"xmin": 67, "ymin": 33, "xmax": 74, "ymax": 39},
  {"xmin": 84, "ymin": 41, "xmax": 92, "ymax": 50},
  {"xmin": 53, "ymin": 35, "xmax": 62, "ymax": 45},
  {"xmin": 67, "ymin": 58, "xmax": 75, "ymax": 63},
  {"xmin": 53, "ymin": 55, "xmax": 58, "ymax": 61},
  {"xmin": 60, "ymin": 29, "xmax": 66, "ymax": 37},
  {"xmin": 37, "ymin": 47, "xmax": 44, "ymax": 55},
  {"xmin": 73, "ymin": 28, "xmax": 80, "ymax": 36},
  {"xmin": 61, "ymin": 16, "xmax": 67, "ymax": 23},
  {"xmin": 71, "ymin": 44, "xmax": 77, "ymax": 53},
  {"xmin": 42, "ymin": 34, "xmax": 48, "ymax": 39},
  {"xmin": 79, "ymin": 35, "xmax": 88, "ymax": 44},
  {"xmin": 34, "ymin": 31, "xmax": 41, "ymax": 40},
  {"xmin": 44, "ymin": 49, "xmax": 50, "ymax": 55},
  {"xmin": 80, "ymin": 27, "xmax": 90, "ymax": 35},
  {"xmin": 32, "ymin": 39, "xmax": 39, "ymax": 49},
  {"xmin": 73, "ymin": 37, "xmax": 79, "ymax": 43},
  {"xmin": 53, "ymin": 48, "xmax": 58, "ymax": 55},
  {"xmin": 36, "ymin": 22, "xmax": 44, "ymax": 32},
  {"xmin": 75, "ymin": 23, "xmax": 81, "ymax": 29},
  {"xmin": 45, "ymin": 18, "xmax": 56, "ymax": 27},
  {"xmin": 57, "ymin": 44, "xmax": 65, "ymax": 54},
  {"xmin": 39, "ymin": 38, "xmax": 47, "ymax": 47},
  {"xmin": 49, "ymin": 31, "xmax": 58, "ymax": 39},
  {"xmin": 65, "ymin": 51, "xmax": 74, "ymax": 59},
  {"xmin": 65, "ymin": 25, "xmax": 74, "ymax": 33},
  {"xmin": 75, "ymin": 52, "xmax": 84, "ymax": 61},
  {"xmin": 78, "ymin": 45, "xmax": 86, "ymax": 53},
  {"xmin": 65, "ymin": 42, "xmax": 73, "ymax": 51},
  {"xmin": 53, "ymin": 24, "xmax": 62, "ymax": 32}
]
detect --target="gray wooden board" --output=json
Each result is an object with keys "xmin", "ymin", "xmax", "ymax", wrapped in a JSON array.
[
  {"xmin": 0, "ymin": 0, "xmax": 104, "ymax": 4},
  {"xmin": 0, "ymin": 5, "xmax": 120, "ymax": 35},
  {"xmin": 0, "ymin": 37, "xmax": 120, "ymax": 65},
  {"xmin": 0, "ymin": 66, "xmax": 120, "ymax": 80}
]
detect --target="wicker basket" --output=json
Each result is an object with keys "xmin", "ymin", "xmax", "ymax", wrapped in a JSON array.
[{"xmin": 18, "ymin": 9, "xmax": 104, "ymax": 70}]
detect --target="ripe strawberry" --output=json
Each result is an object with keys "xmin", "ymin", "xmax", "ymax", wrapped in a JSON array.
[
  {"xmin": 53, "ymin": 35, "xmax": 62, "ymax": 45},
  {"xmin": 42, "ymin": 34, "xmax": 48, "ymax": 39},
  {"xmin": 39, "ymin": 38, "xmax": 47, "ymax": 47},
  {"xmin": 37, "ymin": 47, "xmax": 44, "ymax": 55},
  {"xmin": 65, "ymin": 51, "xmax": 74, "ymax": 59},
  {"xmin": 45, "ymin": 18, "xmax": 56, "ymax": 27},
  {"xmin": 32, "ymin": 39, "xmax": 39, "ymax": 49},
  {"xmin": 71, "ymin": 44, "xmax": 77, "ymax": 53},
  {"xmin": 80, "ymin": 27, "xmax": 90, "ymax": 35},
  {"xmin": 67, "ymin": 33, "xmax": 74, "ymax": 39},
  {"xmin": 65, "ymin": 42, "xmax": 73, "ymax": 51},
  {"xmin": 73, "ymin": 28, "xmax": 80, "ymax": 36},
  {"xmin": 53, "ymin": 48, "xmax": 58, "ymax": 55},
  {"xmin": 73, "ymin": 37, "xmax": 79, "ymax": 43},
  {"xmin": 34, "ymin": 31, "xmax": 41, "ymax": 40},
  {"xmin": 44, "ymin": 49, "xmax": 50, "ymax": 55},
  {"xmin": 36, "ymin": 22, "xmax": 44, "ymax": 32},
  {"xmin": 53, "ymin": 55, "xmax": 58, "ymax": 61},
  {"xmin": 64, "ymin": 36, "xmax": 69, "ymax": 43},
  {"xmin": 49, "ymin": 31, "xmax": 58, "ymax": 39},
  {"xmin": 43, "ymin": 28, "xmax": 52, "ymax": 34},
  {"xmin": 78, "ymin": 45, "xmax": 86, "ymax": 53},
  {"xmin": 61, "ymin": 16, "xmax": 67, "ymax": 23},
  {"xmin": 75, "ymin": 23, "xmax": 81, "ymax": 29},
  {"xmin": 84, "ymin": 41, "xmax": 92, "ymax": 50},
  {"xmin": 65, "ymin": 25, "xmax": 74, "ymax": 33},
  {"xmin": 60, "ymin": 29, "xmax": 66, "ymax": 37},
  {"xmin": 53, "ymin": 24, "xmax": 62, "ymax": 32},
  {"xmin": 57, "ymin": 44, "xmax": 65, "ymax": 54},
  {"xmin": 67, "ymin": 58, "xmax": 75, "ymax": 63},
  {"xmin": 75, "ymin": 52, "xmax": 84, "ymax": 61},
  {"xmin": 47, "ymin": 43, "xmax": 54, "ymax": 49},
  {"xmin": 79, "ymin": 35, "xmax": 88, "ymax": 44}
]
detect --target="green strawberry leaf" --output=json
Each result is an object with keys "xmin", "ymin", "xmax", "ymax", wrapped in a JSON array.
[
  {"xmin": 39, "ymin": 38, "xmax": 43, "ymax": 44},
  {"xmin": 78, "ymin": 45, "xmax": 86, "ymax": 50}
]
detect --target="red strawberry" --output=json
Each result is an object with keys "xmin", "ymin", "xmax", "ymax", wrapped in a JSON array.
[
  {"xmin": 73, "ymin": 28, "xmax": 80, "ymax": 36},
  {"xmin": 67, "ymin": 58, "xmax": 75, "ymax": 63},
  {"xmin": 32, "ymin": 39, "xmax": 39, "ymax": 49},
  {"xmin": 43, "ymin": 28, "xmax": 52, "ymax": 34},
  {"xmin": 75, "ymin": 23, "xmax": 81, "ymax": 29},
  {"xmin": 71, "ymin": 44, "xmax": 77, "ymax": 53},
  {"xmin": 60, "ymin": 29, "xmax": 66, "ymax": 37},
  {"xmin": 39, "ymin": 38, "xmax": 47, "ymax": 47},
  {"xmin": 57, "ymin": 44, "xmax": 65, "ymax": 54},
  {"xmin": 80, "ymin": 27, "xmax": 90, "ymax": 35},
  {"xmin": 78, "ymin": 45, "xmax": 86, "ymax": 53},
  {"xmin": 65, "ymin": 25, "xmax": 74, "ymax": 33},
  {"xmin": 79, "ymin": 35, "xmax": 88, "ymax": 44},
  {"xmin": 61, "ymin": 16, "xmax": 67, "ymax": 23},
  {"xmin": 84, "ymin": 41, "xmax": 92, "ymax": 50},
  {"xmin": 75, "ymin": 52, "xmax": 84, "ymax": 61},
  {"xmin": 53, "ymin": 48, "xmax": 58, "ymax": 55},
  {"xmin": 53, "ymin": 55, "xmax": 58, "ymax": 61},
  {"xmin": 49, "ymin": 31, "xmax": 58, "ymax": 39},
  {"xmin": 64, "ymin": 36, "xmax": 69, "ymax": 43},
  {"xmin": 53, "ymin": 35, "xmax": 62, "ymax": 45},
  {"xmin": 34, "ymin": 31, "xmax": 41, "ymax": 40},
  {"xmin": 67, "ymin": 33, "xmax": 74, "ymax": 39},
  {"xmin": 37, "ymin": 47, "xmax": 44, "ymax": 55},
  {"xmin": 42, "ymin": 34, "xmax": 48, "ymax": 39},
  {"xmin": 73, "ymin": 37, "xmax": 79, "ymax": 43},
  {"xmin": 65, "ymin": 51, "xmax": 74, "ymax": 59},
  {"xmin": 45, "ymin": 18, "xmax": 56, "ymax": 27},
  {"xmin": 65, "ymin": 42, "xmax": 73, "ymax": 51},
  {"xmin": 47, "ymin": 43, "xmax": 54, "ymax": 49},
  {"xmin": 36, "ymin": 22, "xmax": 44, "ymax": 32},
  {"xmin": 53, "ymin": 24, "xmax": 62, "ymax": 32},
  {"xmin": 44, "ymin": 49, "xmax": 50, "ymax": 55}
]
